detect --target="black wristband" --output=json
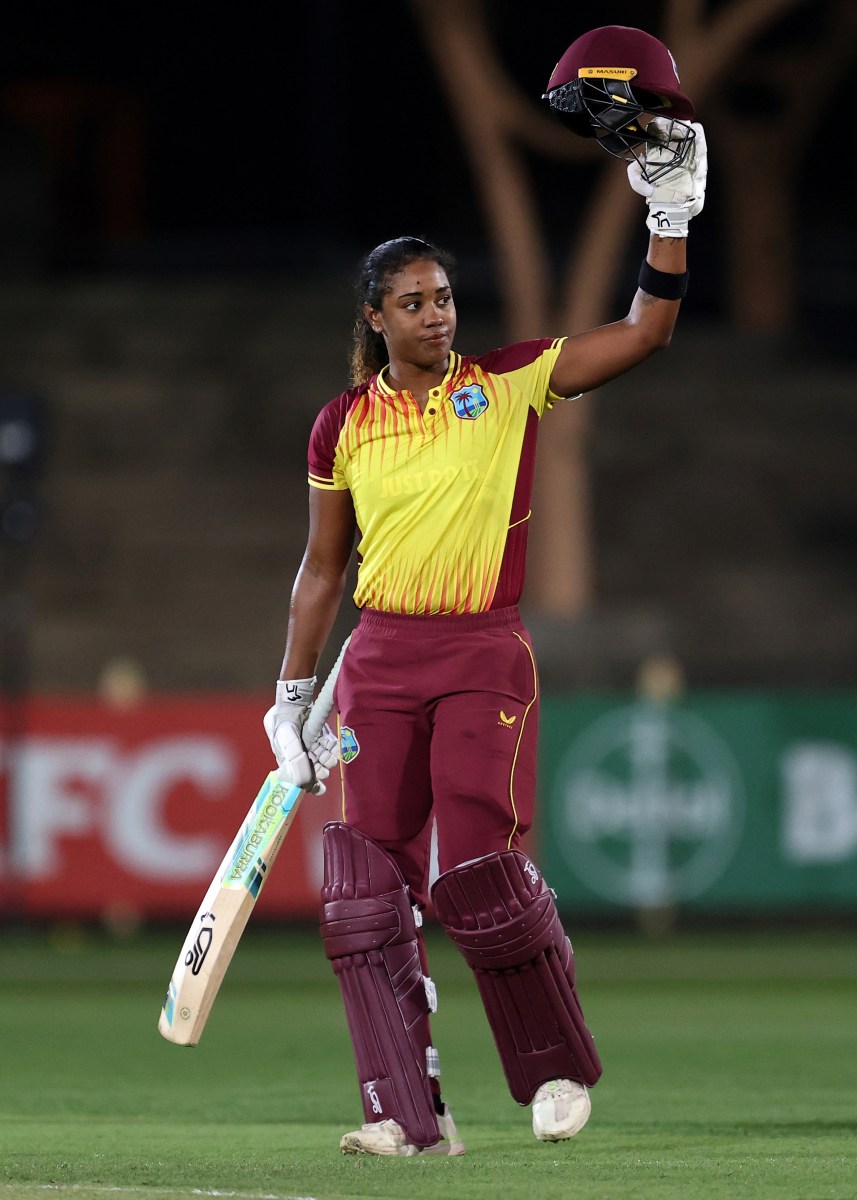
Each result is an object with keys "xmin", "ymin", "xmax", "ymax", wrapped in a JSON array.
[{"xmin": 638, "ymin": 260, "xmax": 689, "ymax": 300}]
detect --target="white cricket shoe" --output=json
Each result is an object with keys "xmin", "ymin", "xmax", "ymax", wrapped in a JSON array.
[
  {"xmin": 340, "ymin": 1104, "xmax": 465, "ymax": 1157},
  {"xmin": 532, "ymin": 1079, "xmax": 591, "ymax": 1141}
]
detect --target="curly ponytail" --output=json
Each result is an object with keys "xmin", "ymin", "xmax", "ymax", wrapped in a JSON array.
[
  {"xmin": 349, "ymin": 319, "xmax": 388, "ymax": 389},
  {"xmin": 349, "ymin": 236, "xmax": 457, "ymax": 386}
]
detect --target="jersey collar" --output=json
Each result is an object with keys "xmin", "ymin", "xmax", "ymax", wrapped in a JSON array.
[{"xmin": 376, "ymin": 352, "xmax": 462, "ymax": 396}]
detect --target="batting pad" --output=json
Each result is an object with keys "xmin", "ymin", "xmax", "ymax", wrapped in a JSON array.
[
  {"xmin": 320, "ymin": 822, "xmax": 440, "ymax": 1148},
  {"xmin": 432, "ymin": 850, "xmax": 602, "ymax": 1103}
]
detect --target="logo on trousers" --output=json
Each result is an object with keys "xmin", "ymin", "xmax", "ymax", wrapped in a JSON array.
[
  {"xmin": 365, "ymin": 1083, "xmax": 383, "ymax": 1115},
  {"xmin": 340, "ymin": 726, "xmax": 360, "ymax": 763}
]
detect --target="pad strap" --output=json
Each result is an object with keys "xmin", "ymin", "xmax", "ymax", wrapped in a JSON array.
[
  {"xmin": 432, "ymin": 850, "xmax": 602, "ymax": 1103},
  {"xmin": 320, "ymin": 822, "xmax": 440, "ymax": 1148}
]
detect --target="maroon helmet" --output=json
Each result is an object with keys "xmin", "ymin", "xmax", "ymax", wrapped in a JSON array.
[{"xmin": 544, "ymin": 26, "xmax": 696, "ymax": 181}]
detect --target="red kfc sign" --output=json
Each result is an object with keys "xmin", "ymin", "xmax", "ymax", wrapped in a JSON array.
[{"xmin": 0, "ymin": 697, "xmax": 343, "ymax": 920}]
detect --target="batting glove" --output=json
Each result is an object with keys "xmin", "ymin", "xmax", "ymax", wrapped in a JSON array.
[
  {"xmin": 263, "ymin": 678, "xmax": 338, "ymax": 795},
  {"xmin": 627, "ymin": 120, "xmax": 708, "ymax": 238}
]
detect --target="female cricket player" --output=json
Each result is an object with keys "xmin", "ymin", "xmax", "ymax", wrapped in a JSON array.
[{"xmin": 264, "ymin": 25, "xmax": 707, "ymax": 1159}]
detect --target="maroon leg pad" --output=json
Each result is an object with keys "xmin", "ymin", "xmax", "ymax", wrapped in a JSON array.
[
  {"xmin": 320, "ymin": 822, "xmax": 440, "ymax": 1148},
  {"xmin": 432, "ymin": 850, "xmax": 602, "ymax": 1104}
]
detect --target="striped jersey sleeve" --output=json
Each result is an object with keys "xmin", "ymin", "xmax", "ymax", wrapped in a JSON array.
[{"xmin": 307, "ymin": 388, "xmax": 356, "ymax": 490}]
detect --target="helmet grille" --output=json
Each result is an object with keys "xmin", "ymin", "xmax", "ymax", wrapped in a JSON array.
[{"xmin": 545, "ymin": 76, "xmax": 695, "ymax": 183}]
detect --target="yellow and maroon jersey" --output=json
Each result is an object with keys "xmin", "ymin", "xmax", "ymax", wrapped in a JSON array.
[{"xmin": 308, "ymin": 339, "xmax": 568, "ymax": 614}]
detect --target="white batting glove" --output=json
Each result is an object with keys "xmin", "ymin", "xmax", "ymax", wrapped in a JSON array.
[
  {"xmin": 309, "ymin": 723, "xmax": 340, "ymax": 783},
  {"xmin": 628, "ymin": 120, "xmax": 708, "ymax": 238},
  {"xmin": 263, "ymin": 678, "xmax": 337, "ymax": 795}
]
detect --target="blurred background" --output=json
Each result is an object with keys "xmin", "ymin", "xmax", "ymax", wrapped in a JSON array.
[{"xmin": 1, "ymin": 0, "xmax": 856, "ymax": 929}]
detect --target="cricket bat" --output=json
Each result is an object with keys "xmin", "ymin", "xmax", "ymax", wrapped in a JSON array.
[{"xmin": 158, "ymin": 637, "xmax": 350, "ymax": 1046}]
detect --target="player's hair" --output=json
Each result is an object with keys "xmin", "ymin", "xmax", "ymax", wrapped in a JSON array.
[{"xmin": 349, "ymin": 236, "xmax": 457, "ymax": 386}]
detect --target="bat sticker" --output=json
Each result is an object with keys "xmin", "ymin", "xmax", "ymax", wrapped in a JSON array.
[{"xmin": 184, "ymin": 926, "xmax": 214, "ymax": 975}]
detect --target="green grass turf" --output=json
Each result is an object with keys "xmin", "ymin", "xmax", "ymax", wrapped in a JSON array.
[{"xmin": 0, "ymin": 924, "xmax": 855, "ymax": 1200}]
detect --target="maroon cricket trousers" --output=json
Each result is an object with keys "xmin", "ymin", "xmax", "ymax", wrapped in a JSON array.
[{"xmin": 333, "ymin": 605, "xmax": 540, "ymax": 908}]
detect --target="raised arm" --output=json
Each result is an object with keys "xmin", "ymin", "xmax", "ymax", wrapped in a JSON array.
[
  {"xmin": 549, "ymin": 233, "xmax": 686, "ymax": 398},
  {"xmin": 549, "ymin": 121, "xmax": 707, "ymax": 399}
]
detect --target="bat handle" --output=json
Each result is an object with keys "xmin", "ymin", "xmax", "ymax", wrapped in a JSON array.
[{"xmin": 303, "ymin": 635, "xmax": 351, "ymax": 744}]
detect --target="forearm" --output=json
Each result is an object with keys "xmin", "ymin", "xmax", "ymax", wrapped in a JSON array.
[
  {"xmin": 624, "ymin": 232, "xmax": 688, "ymax": 348},
  {"xmin": 279, "ymin": 555, "xmax": 347, "ymax": 680},
  {"xmin": 646, "ymin": 232, "xmax": 686, "ymax": 275},
  {"xmin": 264, "ymin": 552, "xmax": 346, "ymax": 794}
]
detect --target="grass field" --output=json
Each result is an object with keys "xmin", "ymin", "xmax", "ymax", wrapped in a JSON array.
[{"xmin": 0, "ymin": 923, "xmax": 855, "ymax": 1200}]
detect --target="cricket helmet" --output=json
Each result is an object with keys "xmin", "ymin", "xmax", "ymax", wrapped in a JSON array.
[{"xmin": 543, "ymin": 25, "xmax": 695, "ymax": 181}]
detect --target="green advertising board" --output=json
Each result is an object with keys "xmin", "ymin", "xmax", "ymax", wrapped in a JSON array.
[{"xmin": 537, "ymin": 692, "xmax": 857, "ymax": 914}]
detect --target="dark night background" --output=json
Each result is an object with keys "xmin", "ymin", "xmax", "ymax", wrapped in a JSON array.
[
  {"xmin": 1, "ymin": 0, "xmax": 849, "ymax": 329},
  {"xmin": 1, "ymin": 0, "xmax": 856, "ymax": 692}
]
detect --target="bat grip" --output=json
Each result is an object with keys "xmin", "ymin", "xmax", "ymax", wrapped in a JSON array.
[{"xmin": 303, "ymin": 635, "xmax": 351, "ymax": 744}]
